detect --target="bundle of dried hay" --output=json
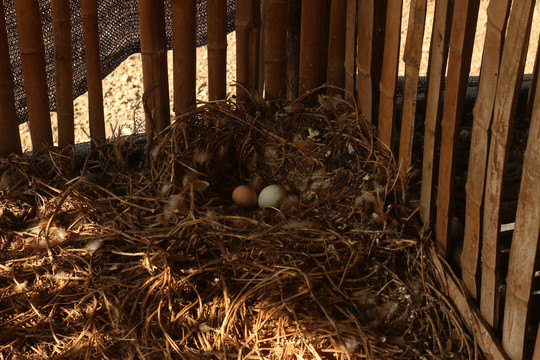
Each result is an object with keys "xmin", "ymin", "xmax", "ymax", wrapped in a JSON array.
[{"xmin": 0, "ymin": 95, "xmax": 480, "ymax": 359}]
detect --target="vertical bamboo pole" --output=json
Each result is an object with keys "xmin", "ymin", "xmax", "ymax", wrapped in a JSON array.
[
  {"xmin": 356, "ymin": 0, "xmax": 387, "ymax": 122},
  {"xmin": 502, "ymin": 71, "xmax": 540, "ymax": 360},
  {"xmin": 236, "ymin": 0, "xmax": 261, "ymax": 102},
  {"xmin": 461, "ymin": 0, "xmax": 511, "ymax": 301},
  {"xmin": 298, "ymin": 0, "xmax": 328, "ymax": 99},
  {"xmin": 264, "ymin": 0, "xmax": 289, "ymax": 100},
  {"xmin": 377, "ymin": 0, "xmax": 402, "ymax": 150},
  {"xmin": 81, "ymin": 0, "xmax": 105, "ymax": 145},
  {"xmin": 534, "ymin": 327, "xmax": 540, "ymax": 360},
  {"xmin": 435, "ymin": 0, "xmax": 480, "ymax": 258},
  {"xmin": 207, "ymin": 0, "xmax": 227, "ymax": 101},
  {"xmin": 398, "ymin": 0, "xmax": 427, "ymax": 180},
  {"xmin": 527, "ymin": 38, "xmax": 540, "ymax": 118},
  {"xmin": 419, "ymin": 0, "xmax": 453, "ymax": 224},
  {"xmin": 138, "ymin": 0, "xmax": 170, "ymax": 142},
  {"xmin": 15, "ymin": 0, "xmax": 53, "ymax": 151},
  {"xmin": 327, "ymin": 0, "xmax": 347, "ymax": 97},
  {"xmin": 52, "ymin": 0, "xmax": 74, "ymax": 147},
  {"xmin": 0, "ymin": 2, "xmax": 22, "ymax": 156},
  {"xmin": 481, "ymin": 0, "xmax": 535, "ymax": 330},
  {"xmin": 286, "ymin": 0, "xmax": 302, "ymax": 100},
  {"xmin": 344, "ymin": 0, "xmax": 357, "ymax": 101},
  {"xmin": 172, "ymin": 0, "xmax": 196, "ymax": 114}
]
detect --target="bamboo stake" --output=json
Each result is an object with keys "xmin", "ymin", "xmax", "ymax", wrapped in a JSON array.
[
  {"xmin": 0, "ymin": 1, "xmax": 22, "ymax": 156},
  {"xmin": 138, "ymin": 0, "xmax": 170, "ymax": 142},
  {"xmin": 172, "ymin": 0, "xmax": 196, "ymax": 114},
  {"xmin": 298, "ymin": 0, "xmax": 328, "ymax": 99},
  {"xmin": 287, "ymin": 0, "xmax": 302, "ymax": 100},
  {"xmin": 461, "ymin": 0, "xmax": 511, "ymax": 301},
  {"xmin": 81, "ymin": 0, "xmax": 105, "ymax": 145},
  {"xmin": 14, "ymin": 0, "xmax": 53, "ymax": 151},
  {"xmin": 435, "ymin": 0, "xmax": 480, "ymax": 258},
  {"xmin": 377, "ymin": 0, "xmax": 402, "ymax": 151},
  {"xmin": 327, "ymin": 0, "xmax": 347, "ymax": 97},
  {"xmin": 534, "ymin": 326, "xmax": 540, "ymax": 360},
  {"xmin": 52, "ymin": 0, "xmax": 74, "ymax": 147},
  {"xmin": 502, "ymin": 66, "xmax": 540, "ymax": 360},
  {"xmin": 356, "ymin": 0, "xmax": 386, "ymax": 123},
  {"xmin": 207, "ymin": 0, "xmax": 227, "ymax": 101},
  {"xmin": 398, "ymin": 0, "xmax": 427, "ymax": 180},
  {"xmin": 419, "ymin": 0, "xmax": 453, "ymax": 224},
  {"xmin": 481, "ymin": 0, "xmax": 535, "ymax": 330},
  {"xmin": 264, "ymin": 0, "xmax": 289, "ymax": 100},
  {"xmin": 527, "ymin": 37, "xmax": 540, "ymax": 119},
  {"xmin": 344, "ymin": 0, "xmax": 357, "ymax": 101},
  {"xmin": 236, "ymin": 0, "xmax": 261, "ymax": 102}
]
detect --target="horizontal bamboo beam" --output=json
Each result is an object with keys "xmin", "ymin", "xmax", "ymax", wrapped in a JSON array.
[
  {"xmin": 52, "ymin": 0, "xmax": 75, "ymax": 147},
  {"xmin": 15, "ymin": 0, "xmax": 53, "ymax": 152},
  {"xmin": 207, "ymin": 0, "xmax": 228, "ymax": 101},
  {"xmin": 81, "ymin": 0, "xmax": 106, "ymax": 145},
  {"xmin": 172, "ymin": 0, "xmax": 196, "ymax": 114},
  {"xmin": 0, "ymin": 1, "xmax": 22, "ymax": 156}
]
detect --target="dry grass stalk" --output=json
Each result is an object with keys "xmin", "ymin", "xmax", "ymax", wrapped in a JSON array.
[
  {"xmin": 377, "ymin": 0, "xmax": 402, "ymax": 151},
  {"xmin": 435, "ymin": 0, "xmax": 480, "ymax": 258},
  {"xmin": 327, "ymin": 0, "xmax": 347, "ymax": 97},
  {"xmin": 0, "ymin": 1, "xmax": 21, "ymax": 156},
  {"xmin": 481, "ymin": 0, "xmax": 536, "ymax": 331},
  {"xmin": 502, "ymin": 70, "xmax": 540, "ymax": 360},
  {"xmin": 207, "ymin": 0, "xmax": 228, "ymax": 101},
  {"xmin": 52, "ymin": 0, "xmax": 75, "ymax": 147},
  {"xmin": 298, "ymin": 0, "xmax": 328, "ymax": 100},
  {"xmin": 419, "ymin": 0, "xmax": 453, "ymax": 225},
  {"xmin": 0, "ymin": 96, "xmax": 481, "ymax": 359},
  {"xmin": 14, "ymin": 0, "xmax": 53, "ymax": 151},
  {"xmin": 138, "ymin": 0, "xmax": 170, "ymax": 141},
  {"xmin": 397, "ymin": 0, "xmax": 427, "ymax": 181},
  {"xmin": 81, "ymin": 0, "xmax": 106, "ymax": 145},
  {"xmin": 263, "ymin": 0, "xmax": 289, "ymax": 100},
  {"xmin": 461, "ymin": 0, "xmax": 511, "ymax": 301},
  {"xmin": 235, "ymin": 0, "xmax": 262, "ymax": 102},
  {"xmin": 172, "ymin": 0, "xmax": 197, "ymax": 114}
]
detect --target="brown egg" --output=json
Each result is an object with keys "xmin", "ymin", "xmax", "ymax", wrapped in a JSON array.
[{"xmin": 232, "ymin": 185, "xmax": 258, "ymax": 208}]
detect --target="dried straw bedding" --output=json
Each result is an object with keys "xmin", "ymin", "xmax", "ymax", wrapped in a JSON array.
[{"xmin": 1, "ymin": 96, "xmax": 480, "ymax": 359}]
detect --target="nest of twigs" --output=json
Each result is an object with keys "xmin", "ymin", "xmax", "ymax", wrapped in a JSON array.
[{"xmin": 0, "ymin": 94, "xmax": 481, "ymax": 359}]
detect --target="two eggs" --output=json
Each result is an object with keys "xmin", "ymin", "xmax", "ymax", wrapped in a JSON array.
[{"xmin": 232, "ymin": 184, "xmax": 286, "ymax": 209}]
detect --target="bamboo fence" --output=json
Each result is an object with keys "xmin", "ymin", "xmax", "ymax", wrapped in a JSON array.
[{"xmin": 0, "ymin": 1, "xmax": 539, "ymax": 358}]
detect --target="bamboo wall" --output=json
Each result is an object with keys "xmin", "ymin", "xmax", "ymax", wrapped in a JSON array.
[{"xmin": 0, "ymin": 1, "xmax": 539, "ymax": 359}]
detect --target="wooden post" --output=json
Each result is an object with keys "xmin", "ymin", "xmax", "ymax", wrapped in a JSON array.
[
  {"xmin": 461, "ymin": 0, "xmax": 511, "ymax": 301},
  {"xmin": 236, "ymin": 0, "xmax": 261, "ymax": 102},
  {"xmin": 356, "ymin": 0, "xmax": 386, "ymax": 123},
  {"xmin": 207, "ymin": 0, "xmax": 227, "ymax": 101},
  {"xmin": 327, "ymin": 0, "xmax": 347, "ymax": 97},
  {"xmin": 502, "ymin": 71, "xmax": 540, "ymax": 360},
  {"xmin": 52, "ymin": 0, "xmax": 75, "ymax": 147},
  {"xmin": 81, "ymin": 0, "xmax": 106, "ymax": 145},
  {"xmin": 481, "ymin": 0, "xmax": 535, "ymax": 330},
  {"xmin": 172, "ymin": 0, "xmax": 196, "ymax": 114},
  {"xmin": 286, "ymin": 0, "xmax": 302, "ymax": 100},
  {"xmin": 398, "ymin": 0, "xmax": 427, "ymax": 181},
  {"xmin": 0, "ymin": 1, "xmax": 22, "ymax": 156},
  {"xmin": 435, "ymin": 0, "xmax": 480, "ymax": 258},
  {"xmin": 419, "ymin": 0, "xmax": 453, "ymax": 224},
  {"xmin": 377, "ymin": 0, "xmax": 402, "ymax": 151},
  {"xmin": 264, "ymin": 0, "xmax": 289, "ymax": 100},
  {"xmin": 298, "ymin": 0, "xmax": 328, "ymax": 99},
  {"xmin": 344, "ymin": 0, "xmax": 357, "ymax": 101},
  {"xmin": 15, "ymin": 0, "xmax": 53, "ymax": 151}
]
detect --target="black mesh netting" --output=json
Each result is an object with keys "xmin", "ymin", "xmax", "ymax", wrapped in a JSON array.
[{"xmin": 3, "ymin": 0, "xmax": 236, "ymax": 125}]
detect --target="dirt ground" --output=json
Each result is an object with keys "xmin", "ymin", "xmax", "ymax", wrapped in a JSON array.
[{"xmin": 17, "ymin": 1, "xmax": 540, "ymax": 152}]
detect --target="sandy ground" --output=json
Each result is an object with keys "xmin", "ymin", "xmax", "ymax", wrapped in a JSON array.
[{"xmin": 18, "ymin": 1, "xmax": 540, "ymax": 152}]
